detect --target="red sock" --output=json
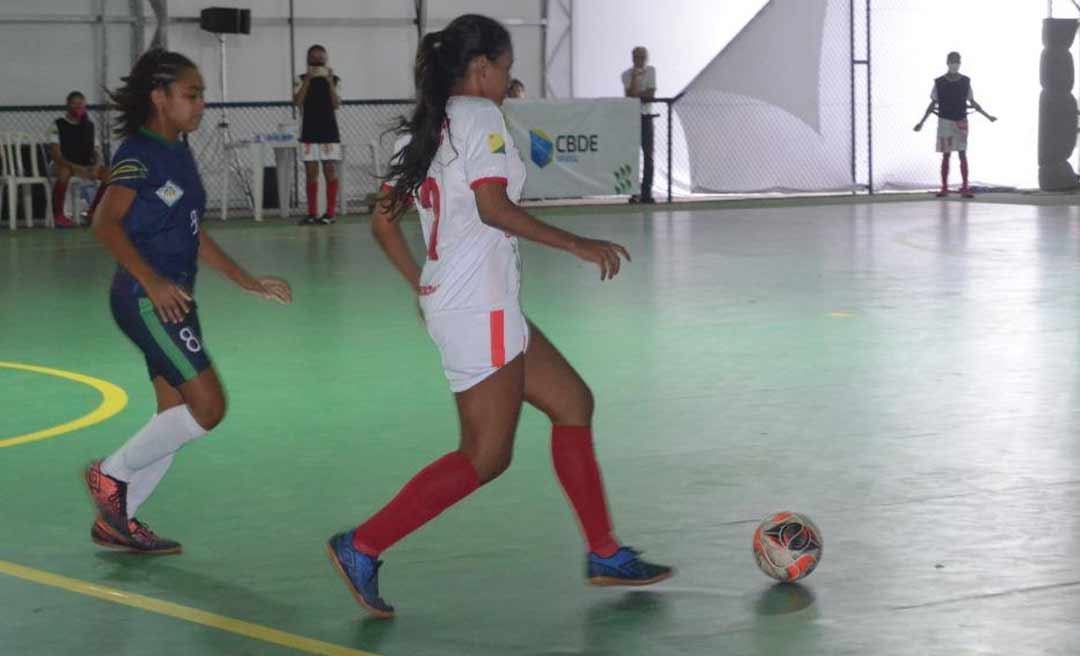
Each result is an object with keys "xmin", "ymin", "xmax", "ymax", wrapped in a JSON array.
[
  {"xmin": 940, "ymin": 156, "xmax": 950, "ymax": 191},
  {"xmin": 960, "ymin": 157, "xmax": 969, "ymax": 189},
  {"xmin": 306, "ymin": 180, "xmax": 319, "ymax": 217},
  {"xmin": 551, "ymin": 425, "xmax": 619, "ymax": 557},
  {"xmin": 352, "ymin": 451, "xmax": 480, "ymax": 556},
  {"xmin": 52, "ymin": 180, "xmax": 68, "ymax": 218},
  {"xmin": 326, "ymin": 178, "xmax": 338, "ymax": 218}
]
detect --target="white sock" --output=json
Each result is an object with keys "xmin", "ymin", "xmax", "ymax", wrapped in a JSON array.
[
  {"xmin": 126, "ymin": 453, "xmax": 175, "ymax": 518},
  {"xmin": 101, "ymin": 405, "xmax": 207, "ymax": 482}
]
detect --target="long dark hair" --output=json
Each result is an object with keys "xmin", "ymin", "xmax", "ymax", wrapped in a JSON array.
[
  {"xmin": 385, "ymin": 14, "xmax": 511, "ymax": 210},
  {"xmin": 108, "ymin": 48, "xmax": 198, "ymax": 137}
]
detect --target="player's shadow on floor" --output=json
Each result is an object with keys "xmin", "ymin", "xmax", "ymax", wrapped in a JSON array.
[
  {"xmin": 752, "ymin": 582, "xmax": 815, "ymax": 616},
  {"xmin": 581, "ymin": 591, "xmax": 671, "ymax": 654},
  {"xmin": 350, "ymin": 615, "xmax": 396, "ymax": 653},
  {"xmin": 93, "ymin": 552, "xmax": 299, "ymax": 623}
]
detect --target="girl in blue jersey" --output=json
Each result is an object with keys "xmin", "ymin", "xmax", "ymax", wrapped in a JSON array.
[{"xmin": 84, "ymin": 49, "xmax": 292, "ymax": 553}]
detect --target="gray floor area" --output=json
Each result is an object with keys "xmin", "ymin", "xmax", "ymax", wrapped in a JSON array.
[{"xmin": 2, "ymin": 196, "xmax": 1079, "ymax": 655}]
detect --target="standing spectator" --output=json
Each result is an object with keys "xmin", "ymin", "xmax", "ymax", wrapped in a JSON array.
[
  {"xmin": 293, "ymin": 44, "xmax": 342, "ymax": 224},
  {"xmin": 621, "ymin": 46, "xmax": 656, "ymax": 204},
  {"xmin": 507, "ymin": 78, "xmax": 525, "ymax": 99},
  {"xmin": 48, "ymin": 91, "xmax": 106, "ymax": 227},
  {"xmin": 914, "ymin": 51, "xmax": 996, "ymax": 198}
]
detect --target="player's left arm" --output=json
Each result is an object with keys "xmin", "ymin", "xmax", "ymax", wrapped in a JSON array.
[
  {"xmin": 198, "ymin": 231, "xmax": 292, "ymax": 304},
  {"xmin": 329, "ymin": 70, "xmax": 342, "ymax": 110},
  {"xmin": 968, "ymin": 87, "xmax": 996, "ymax": 122},
  {"xmin": 641, "ymin": 68, "xmax": 656, "ymax": 102}
]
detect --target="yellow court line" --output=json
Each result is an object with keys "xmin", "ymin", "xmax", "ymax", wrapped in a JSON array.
[
  {"xmin": 0, "ymin": 362, "xmax": 128, "ymax": 448},
  {"xmin": 0, "ymin": 560, "xmax": 379, "ymax": 656}
]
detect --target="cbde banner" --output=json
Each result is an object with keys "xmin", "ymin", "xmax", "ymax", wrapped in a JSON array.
[{"xmin": 502, "ymin": 98, "xmax": 640, "ymax": 198}]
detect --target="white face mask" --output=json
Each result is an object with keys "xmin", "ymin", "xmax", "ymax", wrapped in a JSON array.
[{"xmin": 948, "ymin": 62, "xmax": 960, "ymax": 75}]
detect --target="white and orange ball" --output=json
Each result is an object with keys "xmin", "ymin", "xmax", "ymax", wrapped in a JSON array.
[{"xmin": 752, "ymin": 512, "xmax": 823, "ymax": 582}]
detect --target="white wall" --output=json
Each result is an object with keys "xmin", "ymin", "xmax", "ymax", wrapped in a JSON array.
[
  {"xmin": 571, "ymin": 0, "xmax": 768, "ymax": 99},
  {"xmin": 0, "ymin": 0, "xmax": 135, "ymax": 106},
  {"xmin": 0, "ymin": 0, "xmax": 545, "ymax": 105},
  {"xmin": 572, "ymin": 0, "xmax": 1052, "ymax": 190},
  {"xmin": 1, "ymin": 0, "xmax": 1054, "ymax": 189},
  {"xmin": 166, "ymin": 0, "xmax": 418, "ymax": 103}
]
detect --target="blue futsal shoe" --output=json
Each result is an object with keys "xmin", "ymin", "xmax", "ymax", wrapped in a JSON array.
[
  {"xmin": 326, "ymin": 532, "xmax": 395, "ymax": 619},
  {"xmin": 587, "ymin": 546, "xmax": 674, "ymax": 586}
]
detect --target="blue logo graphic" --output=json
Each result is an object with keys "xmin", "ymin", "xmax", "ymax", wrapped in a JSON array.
[{"xmin": 530, "ymin": 129, "xmax": 554, "ymax": 168}]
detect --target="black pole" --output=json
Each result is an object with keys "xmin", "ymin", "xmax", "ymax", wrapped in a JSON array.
[
  {"xmin": 289, "ymin": 0, "xmax": 298, "ymax": 210},
  {"xmin": 849, "ymin": 0, "xmax": 856, "ymax": 193},
  {"xmin": 666, "ymin": 100, "xmax": 673, "ymax": 203},
  {"xmin": 866, "ymin": 0, "xmax": 874, "ymax": 194},
  {"xmin": 289, "ymin": 1, "xmax": 296, "ymax": 118}
]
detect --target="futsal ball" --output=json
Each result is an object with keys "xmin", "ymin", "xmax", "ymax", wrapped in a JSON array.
[{"xmin": 752, "ymin": 512, "xmax": 823, "ymax": 582}]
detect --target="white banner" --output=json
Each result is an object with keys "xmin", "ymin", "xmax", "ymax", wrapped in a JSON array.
[{"xmin": 502, "ymin": 98, "xmax": 641, "ymax": 199}]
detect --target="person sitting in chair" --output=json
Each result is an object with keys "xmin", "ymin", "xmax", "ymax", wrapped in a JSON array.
[{"xmin": 48, "ymin": 91, "xmax": 106, "ymax": 227}]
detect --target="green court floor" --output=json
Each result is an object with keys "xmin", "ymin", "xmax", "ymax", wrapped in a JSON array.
[{"xmin": 3, "ymin": 198, "xmax": 1080, "ymax": 655}]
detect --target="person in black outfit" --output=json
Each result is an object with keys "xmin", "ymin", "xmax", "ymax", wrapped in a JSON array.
[
  {"xmin": 293, "ymin": 44, "xmax": 342, "ymax": 224},
  {"xmin": 48, "ymin": 91, "xmax": 106, "ymax": 227},
  {"xmin": 914, "ymin": 52, "xmax": 996, "ymax": 198}
]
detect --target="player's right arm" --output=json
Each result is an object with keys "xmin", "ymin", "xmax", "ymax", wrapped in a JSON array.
[
  {"xmin": 292, "ymin": 75, "xmax": 311, "ymax": 107},
  {"xmin": 463, "ymin": 106, "xmax": 630, "ymax": 281},
  {"xmin": 474, "ymin": 184, "xmax": 630, "ymax": 281},
  {"xmin": 915, "ymin": 86, "xmax": 938, "ymax": 131},
  {"xmin": 914, "ymin": 101, "xmax": 937, "ymax": 131},
  {"xmin": 624, "ymin": 70, "xmax": 643, "ymax": 98},
  {"xmin": 91, "ymin": 184, "xmax": 191, "ymax": 323},
  {"xmin": 371, "ymin": 186, "xmax": 421, "ymax": 291}
]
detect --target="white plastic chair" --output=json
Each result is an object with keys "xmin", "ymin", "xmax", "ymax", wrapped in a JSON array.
[
  {"xmin": 0, "ymin": 132, "xmax": 53, "ymax": 231},
  {"xmin": 61, "ymin": 175, "xmax": 99, "ymax": 226}
]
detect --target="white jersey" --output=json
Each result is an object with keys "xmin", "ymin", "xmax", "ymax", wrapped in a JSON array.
[{"xmin": 389, "ymin": 96, "xmax": 526, "ymax": 316}]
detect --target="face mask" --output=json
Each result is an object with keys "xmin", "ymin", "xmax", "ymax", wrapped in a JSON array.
[{"xmin": 69, "ymin": 107, "xmax": 87, "ymax": 121}]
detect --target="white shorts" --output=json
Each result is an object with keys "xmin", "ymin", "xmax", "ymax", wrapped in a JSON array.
[
  {"xmin": 300, "ymin": 142, "xmax": 342, "ymax": 162},
  {"xmin": 425, "ymin": 307, "xmax": 530, "ymax": 393},
  {"xmin": 936, "ymin": 119, "xmax": 968, "ymax": 153}
]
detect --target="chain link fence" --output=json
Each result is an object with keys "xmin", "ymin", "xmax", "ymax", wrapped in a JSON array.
[{"xmin": 1, "ymin": 98, "xmax": 696, "ymax": 220}]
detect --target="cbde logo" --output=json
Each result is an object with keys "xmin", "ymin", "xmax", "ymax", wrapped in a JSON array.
[
  {"xmin": 530, "ymin": 129, "xmax": 554, "ymax": 168},
  {"xmin": 529, "ymin": 129, "xmax": 600, "ymax": 169}
]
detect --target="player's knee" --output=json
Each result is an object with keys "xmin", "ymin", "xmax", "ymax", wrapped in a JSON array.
[
  {"xmin": 464, "ymin": 444, "xmax": 513, "ymax": 484},
  {"xmin": 189, "ymin": 395, "xmax": 226, "ymax": 431},
  {"xmin": 478, "ymin": 451, "xmax": 512, "ymax": 483},
  {"xmin": 580, "ymin": 385, "xmax": 595, "ymax": 422},
  {"xmin": 547, "ymin": 383, "xmax": 594, "ymax": 426}
]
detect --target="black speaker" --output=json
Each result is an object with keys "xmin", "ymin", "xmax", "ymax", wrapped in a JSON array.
[{"xmin": 200, "ymin": 7, "xmax": 251, "ymax": 35}]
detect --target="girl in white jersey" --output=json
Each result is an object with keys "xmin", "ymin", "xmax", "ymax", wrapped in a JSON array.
[{"xmin": 326, "ymin": 14, "xmax": 672, "ymax": 619}]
